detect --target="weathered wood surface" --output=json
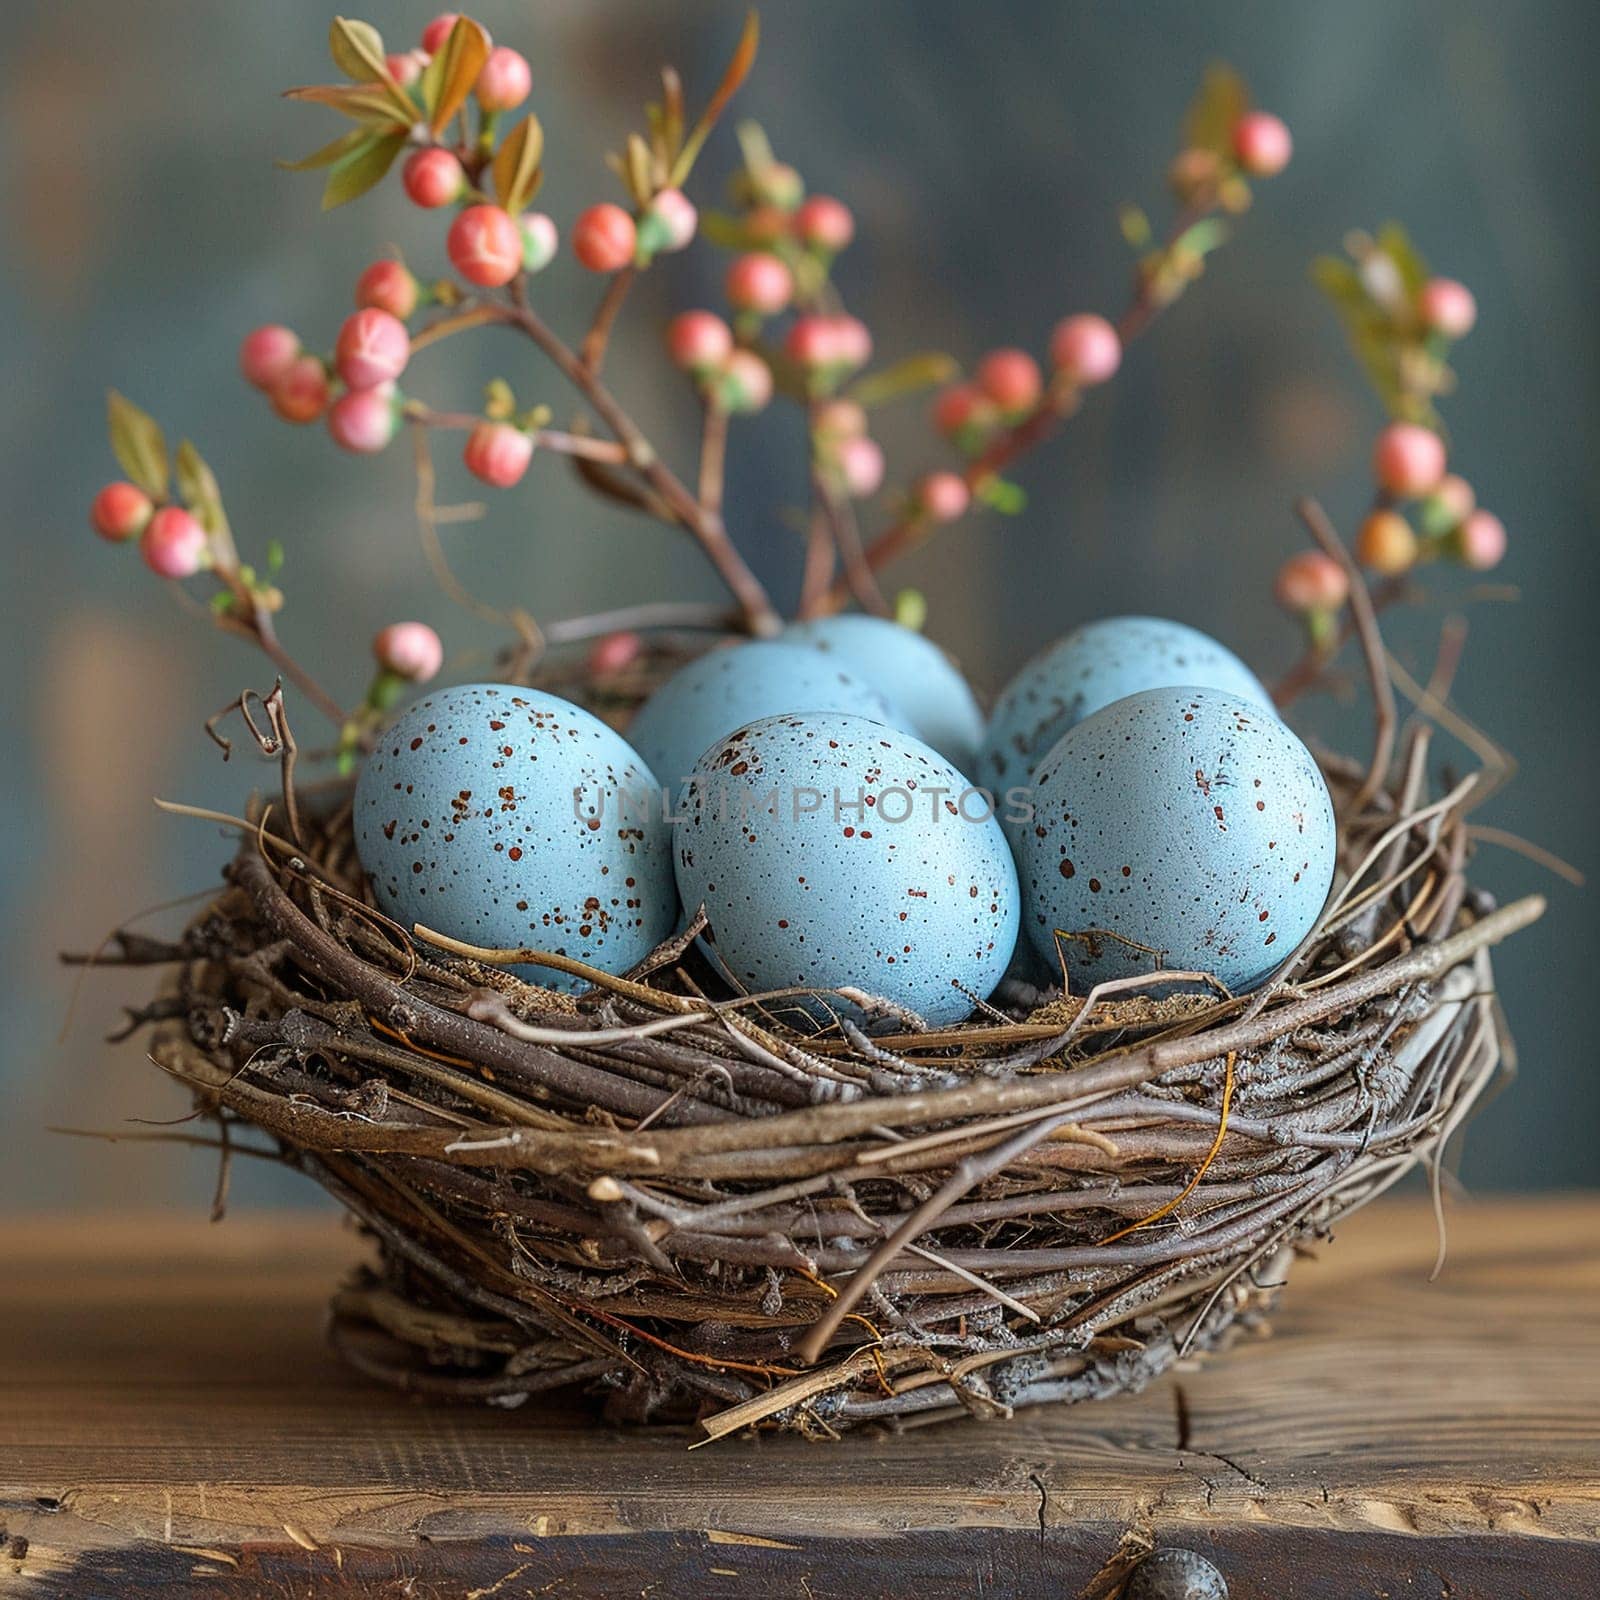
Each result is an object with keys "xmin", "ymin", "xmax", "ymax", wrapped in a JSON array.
[{"xmin": 1, "ymin": 1197, "xmax": 1597, "ymax": 1598}]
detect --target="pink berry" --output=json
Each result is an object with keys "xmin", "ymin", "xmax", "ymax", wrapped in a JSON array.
[
  {"xmin": 354, "ymin": 259, "xmax": 420, "ymax": 320},
  {"xmin": 665, "ymin": 310, "xmax": 733, "ymax": 373},
  {"xmin": 1371, "ymin": 422, "xmax": 1446, "ymax": 498},
  {"xmin": 374, "ymin": 621, "xmax": 444, "ymax": 683},
  {"xmin": 976, "ymin": 348, "xmax": 1042, "ymax": 414},
  {"xmin": 1355, "ymin": 509, "xmax": 1419, "ymax": 575},
  {"xmin": 1274, "ymin": 550, "xmax": 1349, "ymax": 614},
  {"xmin": 831, "ymin": 314, "xmax": 872, "ymax": 369},
  {"xmin": 719, "ymin": 350, "xmax": 773, "ymax": 414},
  {"xmin": 447, "ymin": 204, "xmax": 524, "ymax": 287},
  {"xmin": 931, "ymin": 384, "xmax": 986, "ymax": 439},
  {"xmin": 476, "ymin": 46, "xmax": 531, "ymax": 112},
  {"xmin": 744, "ymin": 205, "xmax": 790, "ymax": 246},
  {"xmin": 644, "ymin": 188, "xmax": 697, "ymax": 254},
  {"xmin": 572, "ymin": 203, "xmax": 637, "ymax": 273},
  {"xmin": 420, "ymin": 13, "xmax": 464, "ymax": 53},
  {"xmin": 1458, "ymin": 509, "xmax": 1506, "ymax": 571},
  {"xmin": 1049, "ymin": 314, "xmax": 1122, "ymax": 386},
  {"xmin": 463, "ymin": 420, "xmax": 534, "ymax": 487},
  {"xmin": 387, "ymin": 50, "xmax": 425, "ymax": 88},
  {"xmin": 724, "ymin": 252, "xmax": 793, "ymax": 315},
  {"xmin": 238, "ymin": 324, "xmax": 301, "ymax": 392},
  {"xmin": 786, "ymin": 314, "xmax": 842, "ymax": 369},
  {"xmin": 917, "ymin": 471, "xmax": 970, "ymax": 523},
  {"xmin": 90, "ymin": 481, "xmax": 154, "ymax": 542},
  {"xmin": 587, "ymin": 630, "xmax": 642, "ymax": 677},
  {"xmin": 403, "ymin": 147, "xmax": 466, "ymax": 210},
  {"xmin": 813, "ymin": 399, "xmax": 867, "ymax": 441},
  {"xmin": 519, "ymin": 211, "xmax": 559, "ymax": 273},
  {"xmin": 140, "ymin": 506, "xmax": 208, "ymax": 579},
  {"xmin": 327, "ymin": 387, "xmax": 398, "ymax": 454},
  {"xmin": 1431, "ymin": 473, "xmax": 1476, "ymax": 526},
  {"xmin": 835, "ymin": 435, "xmax": 884, "ymax": 498},
  {"xmin": 1232, "ymin": 111, "xmax": 1293, "ymax": 177},
  {"xmin": 793, "ymin": 194, "xmax": 854, "ymax": 253},
  {"xmin": 1417, "ymin": 277, "xmax": 1477, "ymax": 340},
  {"xmin": 335, "ymin": 308, "xmax": 410, "ymax": 390},
  {"xmin": 270, "ymin": 355, "xmax": 331, "ymax": 424}
]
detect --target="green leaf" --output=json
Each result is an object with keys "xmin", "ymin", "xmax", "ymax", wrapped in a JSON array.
[
  {"xmin": 847, "ymin": 353, "xmax": 960, "ymax": 408},
  {"xmin": 328, "ymin": 17, "xmax": 416, "ymax": 121},
  {"xmin": 209, "ymin": 590, "xmax": 236, "ymax": 616},
  {"xmin": 893, "ymin": 589, "xmax": 927, "ymax": 631},
  {"xmin": 697, "ymin": 209, "xmax": 753, "ymax": 249},
  {"xmin": 668, "ymin": 10, "xmax": 760, "ymax": 188},
  {"xmin": 265, "ymin": 538, "xmax": 285, "ymax": 575},
  {"xmin": 1182, "ymin": 63, "xmax": 1249, "ymax": 156},
  {"xmin": 975, "ymin": 476, "xmax": 1027, "ymax": 515},
  {"xmin": 491, "ymin": 113, "xmax": 545, "ymax": 214},
  {"xmin": 277, "ymin": 127, "xmax": 371, "ymax": 172},
  {"xmin": 1309, "ymin": 254, "xmax": 1364, "ymax": 310},
  {"xmin": 322, "ymin": 129, "xmax": 407, "ymax": 210},
  {"xmin": 106, "ymin": 390, "xmax": 168, "ymax": 499},
  {"xmin": 284, "ymin": 82, "xmax": 411, "ymax": 128},
  {"xmin": 1375, "ymin": 221, "xmax": 1431, "ymax": 296},
  {"xmin": 421, "ymin": 15, "xmax": 490, "ymax": 136},
  {"xmin": 174, "ymin": 439, "xmax": 220, "ymax": 509},
  {"xmin": 1172, "ymin": 216, "xmax": 1230, "ymax": 259},
  {"xmin": 1118, "ymin": 203, "xmax": 1152, "ymax": 250}
]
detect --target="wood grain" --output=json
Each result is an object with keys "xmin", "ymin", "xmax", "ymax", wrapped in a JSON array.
[{"xmin": 2, "ymin": 1197, "xmax": 1597, "ymax": 1598}]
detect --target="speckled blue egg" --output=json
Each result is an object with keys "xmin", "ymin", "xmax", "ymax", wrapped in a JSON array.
[
  {"xmin": 354, "ymin": 683, "xmax": 677, "ymax": 992},
  {"xmin": 626, "ymin": 640, "xmax": 901, "ymax": 792},
  {"xmin": 1019, "ymin": 687, "xmax": 1336, "ymax": 994},
  {"xmin": 980, "ymin": 617, "xmax": 1275, "ymax": 822},
  {"xmin": 674, "ymin": 712, "xmax": 1019, "ymax": 1027},
  {"xmin": 785, "ymin": 615, "xmax": 987, "ymax": 773}
]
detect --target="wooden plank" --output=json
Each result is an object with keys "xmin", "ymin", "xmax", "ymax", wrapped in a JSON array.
[{"xmin": 2, "ymin": 1198, "xmax": 1597, "ymax": 1597}]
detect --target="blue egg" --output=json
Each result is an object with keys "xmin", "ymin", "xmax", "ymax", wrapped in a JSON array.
[
  {"xmin": 1018, "ymin": 688, "xmax": 1336, "ymax": 994},
  {"xmin": 354, "ymin": 683, "xmax": 677, "ymax": 992},
  {"xmin": 980, "ymin": 616, "xmax": 1275, "ymax": 819},
  {"xmin": 674, "ymin": 712, "xmax": 1019, "ymax": 1027},
  {"xmin": 785, "ymin": 615, "xmax": 987, "ymax": 773},
  {"xmin": 626, "ymin": 640, "xmax": 900, "ymax": 791}
]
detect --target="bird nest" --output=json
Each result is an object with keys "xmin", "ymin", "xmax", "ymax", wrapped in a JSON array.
[{"xmin": 102, "ymin": 663, "xmax": 1542, "ymax": 1442}]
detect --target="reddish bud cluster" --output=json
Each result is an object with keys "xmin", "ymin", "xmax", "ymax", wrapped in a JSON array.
[
  {"xmin": 1050, "ymin": 314, "xmax": 1122, "ymax": 386},
  {"xmin": 1274, "ymin": 550, "xmax": 1349, "ymax": 615},
  {"xmin": 785, "ymin": 313, "xmax": 872, "ymax": 376},
  {"xmin": 335, "ymin": 308, "xmax": 410, "ymax": 389},
  {"xmin": 1371, "ymin": 422, "xmax": 1445, "ymax": 498},
  {"xmin": 448, "ymin": 204, "xmax": 523, "ymax": 286},
  {"xmin": 725, "ymin": 252, "xmax": 793, "ymax": 315},
  {"xmin": 665, "ymin": 310, "xmax": 734, "ymax": 373},
  {"xmin": 1232, "ymin": 111, "xmax": 1293, "ymax": 177},
  {"xmin": 915, "ymin": 470, "xmax": 970, "ymax": 523},
  {"xmin": 1417, "ymin": 276, "xmax": 1477, "ymax": 340},
  {"xmin": 355, "ymin": 259, "xmax": 421, "ymax": 320},
  {"xmin": 463, "ymin": 420, "xmax": 534, "ymax": 487},
  {"xmin": 403, "ymin": 148, "xmax": 466, "ymax": 210},
  {"xmin": 90, "ymin": 481, "xmax": 153, "ymax": 542},
  {"xmin": 141, "ymin": 506, "xmax": 210, "ymax": 579},
  {"xmin": 975, "ymin": 348, "xmax": 1042, "ymax": 414},
  {"xmin": 373, "ymin": 621, "xmax": 444, "ymax": 683},
  {"xmin": 270, "ymin": 354, "xmax": 332, "ymax": 424},
  {"xmin": 587, "ymin": 630, "xmax": 644, "ymax": 677},
  {"xmin": 572, "ymin": 203, "xmax": 637, "ymax": 273},
  {"xmin": 519, "ymin": 212, "xmax": 559, "ymax": 273},
  {"xmin": 476, "ymin": 46, "xmax": 531, "ymax": 112}
]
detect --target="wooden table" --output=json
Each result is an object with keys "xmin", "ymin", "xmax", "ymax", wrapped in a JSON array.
[{"xmin": 2, "ymin": 1198, "xmax": 1596, "ymax": 1598}]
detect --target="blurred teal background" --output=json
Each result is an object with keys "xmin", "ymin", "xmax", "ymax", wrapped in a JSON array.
[{"xmin": 2, "ymin": 0, "xmax": 1593, "ymax": 1211}]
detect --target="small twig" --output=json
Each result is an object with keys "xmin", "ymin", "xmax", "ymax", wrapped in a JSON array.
[{"xmin": 580, "ymin": 267, "xmax": 637, "ymax": 376}]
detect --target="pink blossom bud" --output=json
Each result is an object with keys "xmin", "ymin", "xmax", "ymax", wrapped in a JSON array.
[
  {"xmin": 1371, "ymin": 422, "xmax": 1446, "ymax": 498},
  {"xmin": 403, "ymin": 147, "xmax": 467, "ymax": 209},
  {"xmin": 327, "ymin": 387, "xmax": 398, "ymax": 454},
  {"xmin": 725, "ymin": 252, "xmax": 793, "ymax": 315},
  {"xmin": 813, "ymin": 399, "xmax": 867, "ymax": 441},
  {"xmin": 665, "ymin": 310, "xmax": 733, "ymax": 373},
  {"xmin": 831, "ymin": 314, "xmax": 873, "ymax": 369},
  {"xmin": 1431, "ymin": 474, "xmax": 1476, "ymax": 527},
  {"xmin": 463, "ymin": 420, "xmax": 534, "ymax": 487},
  {"xmin": 1274, "ymin": 550, "xmax": 1349, "ymax": 614},
  {"xmin": 447, "ymin": 204, "xmax": 524, "ymax": 287},
  {"xmin": 785, "ymin": 314, "xmax": 842, "ymax": 369},
  {"xmin": 931, "ymin": 384, "xmax": 987, "ymax": 439},
  {"xmin": 643, "ymin": 188, "xmax": 697, "ymax": 253},
  {"xmin": 1232, "ymin": 111, "xmax": 1293, "ymax": 177},
  {"xmin": 518, "ymin": 211, "xmax": 559, "ymax": 273},
  {"xmin": 270, "ymin": 355, "xmax": 331, "ymax": 424},
  {"xmin": 587, "ymin": 630, "xmax": 642, "ymax": 677},
  {"xmin": 238, "ymin": 324, "xmax": 301, "ymax": 392},
  {"xmin": 476, "ymin": 46, "xmax": 531, "ymax": 112},
  {"xmin": 572, "ymin": 203, "xmax": 637, "ymax": 272},
  {"xmin": 335, "ymin": 308, "xmax": 410, "ymax": 390},
  {"xmin": 420, "ymin": 13, "xmax": 470, "ymax": 54},
  {"xmin": 793, "ymin": 194, "xmax": 854, "ymax": 253},
  {"xmin": 1457, "ymin": 508, "xmax": 1506, "ymax": 570},
  {"xmin": 374, "ymin": 621, "xmax": 444, "ymax": 683},
  {"xmin": 354, "ymin": 259, "xmax": 421, "ymax": 320},
  {"xmin": 1355, "ymin": 509, "xmax": 1419, "ymax": 575},
  {"xmin": 916, "ymin": 471, "xmax": 970, "ymax": 523},
  {"xmin": 90, "ymin": 481, "xmax": 154, "ymax": 542},
  {"xmin": 835, "ymin": 435, "xmax": 885, "ymax": 498},
  {"xmin": 1049, "ymin": 314, "xmax": 1122, "ymax": 386},
  {"xmin": 976, "ymin": 347, "xmax": 1043, "ymax": 414},
  {"xmin": 387, "ymin": 50, "xmax": 425, "ymax": 88},
  {"xmin": 719, "ymin": 350, "xmax": 773, "ymax": 414},
  {"xmin": 1417, "ymin": 277, "xmax": 1478, "ymax": 340},
  {"xmin": 140, "ymin": 506, "xmax": 209, "ymax": 578}
]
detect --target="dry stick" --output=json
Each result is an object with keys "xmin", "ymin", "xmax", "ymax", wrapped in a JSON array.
[
  {"xmin": 1294, "ymin": 497, "xmax": 1396, "ymax": 816},
  {"xmin": 579, "ymin": 266, "xmax": 636, "ymax": 377},
  {"xmin": 493, "ymin": 293, "xmax": 781, "ymax": 637},
  {"xmin": 698, "ymin": 401, "xmax": 729, "ymax": 516}
]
